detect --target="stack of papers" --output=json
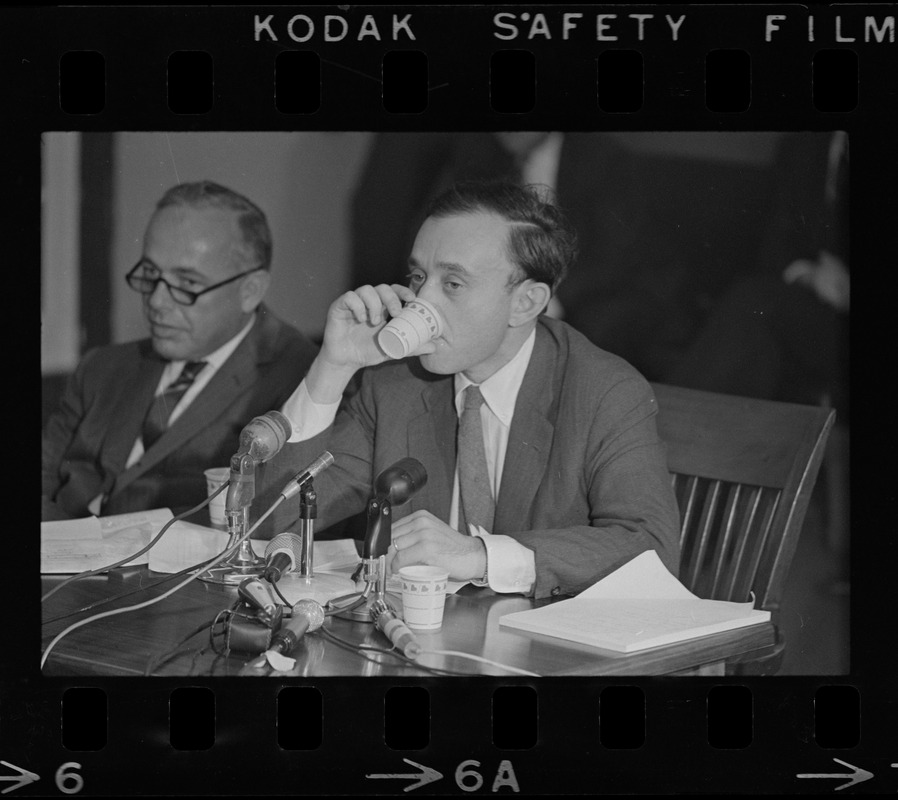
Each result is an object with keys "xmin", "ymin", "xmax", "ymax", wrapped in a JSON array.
[{"xmin": 499, "ymin": 551, "xmax": 770, "ymax": 653}]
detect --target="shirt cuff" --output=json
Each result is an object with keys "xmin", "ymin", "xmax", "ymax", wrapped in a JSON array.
[
  {"xmin": 280, "ymin": 379, "xmax": 341, "ymax": 443},
  {"xmin": 471, "ymin": 526, "xmax": 535, "ymax": 594}
]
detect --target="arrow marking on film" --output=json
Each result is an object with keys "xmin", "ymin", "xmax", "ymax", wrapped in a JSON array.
[
  {"xmin": 367, "ymin": 758, "xmax": 442, "ymax": 792},
  {"xmin": 797, "ymin": 758, "xmax": 874, "ymax": 791},
  {"xmin": 0, "ymin": 762, "xmax": 40, "ymax": 795}
]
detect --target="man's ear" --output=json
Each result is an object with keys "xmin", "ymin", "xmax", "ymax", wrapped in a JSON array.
[
  {"xmin": 240, "ymin": 269, "xmax": 271, "ymax": 313},
  {"xmin": 510, "ymin": 280, "xmax": 551, "ymax": 327}
]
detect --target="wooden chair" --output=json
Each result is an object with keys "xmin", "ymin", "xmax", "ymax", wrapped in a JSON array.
[{"xmin": 650, "ymin": 383, "xmax": 836, "ymax": 675}]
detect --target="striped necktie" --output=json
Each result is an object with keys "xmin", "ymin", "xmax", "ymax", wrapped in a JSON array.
[
  {"xmin": 457, "ymin": 385, "xmax": 495, "ymax": 535},
  {"xmin": 141, "ymin": 360, "xmax": 207, "ymax": 450}
]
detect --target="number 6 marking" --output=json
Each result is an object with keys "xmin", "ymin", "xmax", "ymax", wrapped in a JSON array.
[{"xmin": 55, "ymin": 762, "xmax": 84, "ymax": 795}]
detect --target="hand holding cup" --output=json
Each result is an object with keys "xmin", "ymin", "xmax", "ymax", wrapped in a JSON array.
[{"xmin": 377, "ymin": 298, "xmax": 444, "ymax": 360}]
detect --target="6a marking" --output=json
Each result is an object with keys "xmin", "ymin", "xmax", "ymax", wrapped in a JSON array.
[
  {"xmin": 367, "ymin": 759, "xmax": 520, "ymax": 793},
  {"xmin": 456, "ymin": 760, "xmax": 519, "ymax": 793}
]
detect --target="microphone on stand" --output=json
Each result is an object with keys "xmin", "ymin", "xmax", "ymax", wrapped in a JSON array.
[
  {"xmin": 279, "ymin": 451, "xmax": 335, "ymax": 501},
  {"xmin": 269, "ymin": 451, "xmax": 351, "ymax": 606},
  {"xmin": 263, "ymin": 533, "xmax": 303, "ymax": 583},
  {"xmin": 202, "ymin": 410, "xmax": 293, "ymax": 585},
  {"xmin": 363, "ymin": 457, "xmax": 428, "ymax": 558},
  {"xmin": 226, "ymin": 410, "xmax": 293, "ymax": 512},
  {"xmin": 236, "ymin": 409, "xmax": 293, "ymax": 461},
  {"xmin": 330, "ymin": 457, "xmax": 428, "ymax": 622},
  {"xmin": 374, "ymin": 457, "xmax": 428, "ymax": 503}
]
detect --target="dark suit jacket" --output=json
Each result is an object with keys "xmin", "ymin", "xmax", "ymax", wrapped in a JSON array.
[
  {"xmin": 259, "ymin": 317, "xmax": 680, "ymax": 599},
  {"xmin": 42, "ymin": 306, "xmax": 318, "ymax": 519}
]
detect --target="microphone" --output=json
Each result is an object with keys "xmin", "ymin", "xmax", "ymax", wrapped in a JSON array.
[
  {"xmin": 374, "ymin": 457, "xmax": 428, "ymax": 505},
  {"xmin": 268, "ymin": 599, "xmax": 325, "ymax": 655},
  {"xmin": 237, "ymin": 577, "xmax": 281, "ymax": 627},
  {"xmin": 262, "ymin": 532, "xmax": 303, "ymax": 582},
  {"xmin": 364, "ymin": 458, "xmax": 428, "ymax": 558},
  {"xmin": 226, "ymin": 411, "xmax": 293, "ymax": 512},
  {"xmin": 372, "ymin": 599, "xmax": 421, "ymax": 659},
  {"xmin": 235, "ymin": 410, "xmax": 292, "ymax": 462},
  {"xmin": 279, "ymin": 451, "xmax": 335, "ymax": 500}
]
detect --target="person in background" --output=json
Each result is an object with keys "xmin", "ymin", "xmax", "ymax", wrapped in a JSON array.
[
  {"xmin": 669, "ymin": 132, "xmax": 848, "ymax": 419},
  {"xmin": 42, "ymin": 180, "xmax": 318, "ymax": 521},
  {"xmin": 260, "ymin": 181, "xmax": 680, "ymax": 599}
]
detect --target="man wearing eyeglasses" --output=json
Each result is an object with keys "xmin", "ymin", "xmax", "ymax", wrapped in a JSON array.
[{"xmin": 42, "ymin": 181, "xmax": 318, "ymax": 521}]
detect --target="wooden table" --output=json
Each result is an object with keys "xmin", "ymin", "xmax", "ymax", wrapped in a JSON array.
[{"xmin": 41, "ymin": 568, "xmax": 777, "ymax": 677}]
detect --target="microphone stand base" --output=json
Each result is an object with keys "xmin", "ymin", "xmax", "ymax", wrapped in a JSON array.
[
  {"xmin": 328, "ymin": 590, "xmax": 402, "ymax": 622},
  {"xmin": 198, "ymin": 526, "xmax": 263, "ymax": 584},
  {"xmin": 277, "ymin": 572, "xmax": 357, "ymax": 607},
  {"xmin": 198, "ymin": 563, "xmax": 265, "ymax": 585}
]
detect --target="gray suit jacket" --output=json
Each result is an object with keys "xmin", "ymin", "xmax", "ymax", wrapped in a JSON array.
[
  {"xmin": 259, "ymin": 317, "xmax": 680, "ymax": 599},
  {"xmin": 42, "ymin": 306, "xmax": 318, "ymax": 519}
]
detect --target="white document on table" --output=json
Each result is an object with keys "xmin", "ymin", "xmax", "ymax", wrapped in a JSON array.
[
  {"xmin": 40, "ymin": 509, "xmax": 265, "ymax": 574},
  {"xmin": 41, "ymin": 509, "xmax": 175, "ymax": 573},
  {"xmin": 499, "ymin": 550, "xmax": 770, "ymax": 653}
]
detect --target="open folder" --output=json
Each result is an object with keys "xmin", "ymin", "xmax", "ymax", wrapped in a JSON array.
[{"xmin": 499, "ymin": 550, "xmax": 770, "ymax": 653}]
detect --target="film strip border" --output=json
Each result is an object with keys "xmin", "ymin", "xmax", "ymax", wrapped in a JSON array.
[
  {"xmin": 3, "ymin": 680, "xmax": 889, "ymax": 795},
  {"xmin": 8, "ymin": 2, "xmax": 898, "ymax": 796},
  {"xmin": 3, "ymin": 5, "xmax": 896, "ymax": 125}
]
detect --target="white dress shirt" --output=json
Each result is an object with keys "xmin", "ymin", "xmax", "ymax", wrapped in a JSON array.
[{"xmin": 279, "ymin": 329, "xmax": 538, "ymax": 594}]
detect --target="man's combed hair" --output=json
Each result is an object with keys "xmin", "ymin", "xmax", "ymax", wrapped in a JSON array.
[
  {"xmin": 156, "ymin": 180, "xmax": 273, "ymax": 271},
  {"xmin": 425, "ymin": 180, "xmax": 578, "ymax": 293}
]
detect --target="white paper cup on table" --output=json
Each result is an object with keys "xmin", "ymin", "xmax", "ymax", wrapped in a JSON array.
[
  {"xmin": 377, "ymin": 299, "xmax": 443, "ymax": 360},
  {"xmin": 203, "ymin": 467, "xmax": 230, "ymax": 530},
  {"xmin": 399, "ymin": 565, "xmax": 450, "ymax": 630}
]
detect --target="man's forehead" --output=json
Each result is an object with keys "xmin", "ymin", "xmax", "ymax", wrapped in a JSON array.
[
  {"xmin": 147, "ymin": 203, "xmax": 240, "ymax": 237},
  {"xmin": 144, "ymin": 205, "xmax": 243, "ymax": 265},
  {"xmin": 414, "ymin": 211, "xmax": 512, "ymax": 263}
]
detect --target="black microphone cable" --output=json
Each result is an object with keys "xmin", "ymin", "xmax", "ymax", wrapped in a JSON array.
[
  {"xmin": 268, "ymin": 580, "xmax": 292, "ymax": 608},
  {"xmin": 42, "ymin": 555, "xmax": 219, "ymax": 626},
  {"xmin": 142, "ymin": 607, "xmax": 234, "ymax": 677}
]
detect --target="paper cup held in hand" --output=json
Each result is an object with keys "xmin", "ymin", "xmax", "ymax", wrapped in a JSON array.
[
  {"xmin": 399, "ymin": 565, "xmax": 450, "ymax": 630},
  {"xmin": 377, "ymin": 299, "xmax": 443, "ymax": 360},
  {"xmin": 203, "ymin": 467, "xmax": 230, "ymax": 530}
]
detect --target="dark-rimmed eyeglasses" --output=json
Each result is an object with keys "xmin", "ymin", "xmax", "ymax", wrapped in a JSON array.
[{"xmin": 125, "ymin": 261, "xmax": 262, "ymax": 306}]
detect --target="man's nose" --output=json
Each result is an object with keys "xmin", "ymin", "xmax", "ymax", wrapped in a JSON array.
[
  {"xmin": 147, "ymin": 278, "xmax": 174, "ymax": 310},
  {"xmin": 414, "ymin": 276, "xmax": 440, "ymax": 305}
]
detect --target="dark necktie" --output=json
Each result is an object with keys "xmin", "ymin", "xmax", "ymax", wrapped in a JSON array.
[
  {"xmin": 141, "ymin": 360, "xmax": 207, "ymax": 450},
  {"xmin": 457, "ymin": 385, "xmax": 495, "ymax": 535}
]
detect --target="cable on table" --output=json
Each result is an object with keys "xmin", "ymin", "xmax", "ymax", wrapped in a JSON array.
[
  {"xmin": 41, "ymin": 483, "xmax": 227, "ymax": 603},
  {"xmin": 42, "ymin": 557, "xmax": 218, "ymax": 625},
  {"xmin": 143, "ymin": 612, "xmax": 228, "ymax": 677},
  {"xmin": 40, "ymin": 496, "xmax": 282, "ymax": 670}
]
